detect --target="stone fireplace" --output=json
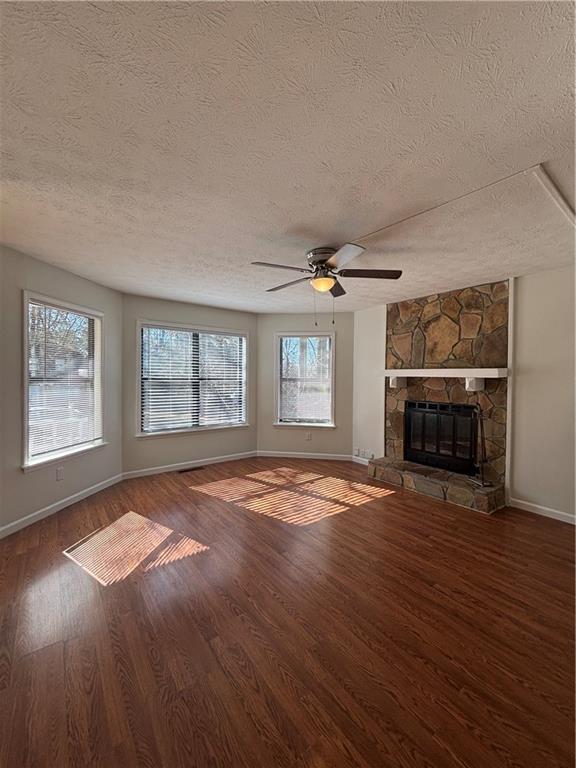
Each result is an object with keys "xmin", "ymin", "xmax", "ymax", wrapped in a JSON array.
[{"xmin": 368, "ymin": 281, "xmax": 509, "ymax": 513}]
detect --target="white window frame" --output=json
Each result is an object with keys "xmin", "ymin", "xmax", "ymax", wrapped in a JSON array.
[
  {"xmin": 22, "ymin": 291, "xmax": 106, "ymax": 471},
  {"xmin": 135, "ymin": 319, "xmax": 250, "ymax": 438},
  {"xmin": 274, "ymin": 331, "xmax": 336, "ymax": 428}
]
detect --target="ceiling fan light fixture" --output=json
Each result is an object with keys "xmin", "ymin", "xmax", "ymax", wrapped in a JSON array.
[
  {"xmin": 253, "ymin": 242, "xmax": 401, "ymax": 296},
  {"xmin": 310, "ymin": 275, "xmax": 336, "ymax": 293}
]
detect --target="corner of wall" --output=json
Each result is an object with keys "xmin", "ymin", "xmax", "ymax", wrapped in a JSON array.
[
  {"xmin": 255, "ymin": 311, "xmax": 355, "ymax": 458},
  {"xmin": 509, "ymin": 265, "xmax": 575, "ymax": 522},
  {"xmin": 0, "ymin": 246, "xmax": 124, "ymax": 536},
  {"xmin": 352, "ymin": 304, "xmax": 386, "ymax": 462}
]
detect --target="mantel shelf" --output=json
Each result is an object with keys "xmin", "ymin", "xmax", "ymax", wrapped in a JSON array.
[
  {"xmin": 382, "ymin": 368, "xmax": 508, "ymax": 393},
  {"xmin": 383, "ymin": 368, "xmax": 508, "ymax": 378}
]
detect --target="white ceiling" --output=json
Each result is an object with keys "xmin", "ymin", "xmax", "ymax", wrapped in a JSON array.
[{"xmin": 0, "ymin": 2, "xmax": 574, "ymax": 312}]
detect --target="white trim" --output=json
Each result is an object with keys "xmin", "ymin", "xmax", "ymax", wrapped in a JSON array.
[
  {"xmin": 135, "ymin": 317, "xmax": 142, "ymax": 437},
  {"xmin": 135, "ymin": 319, "xmax": 249, "ymax": 437},
  {"xmin": 388, "ymin": 375, "xmax": 406, "ymax": 390},
  {"xmin": 22, "ymin": 291, "xmax": 105, "ymax": 319},
  {"xmin": 272, "ymin": 421, "xmax": 335, "ymax": 428},
  {"xmin": 22, "ymin": 290, "xmax": 105, "ymax": 470},
  {"xmin": 505, "ymin": 278, "xmax": 515, "ymax": 505},
  {"xmin": 0, "ymin": 473, "xmax": 123, "ymax": 540},
  {"xmin": 508, "ymin": 498, "xmax": 575, "ymax": 525},
  {"xmin": 256, "ymin": 450, "xmax": 352, "ymax": 461},
  {"xmin": 22, "ymin": 439, "xmax": 109, "ymax": 472},
  {"xmin": 382, "ymin": 368, "xmax": 507, "ymax": 378},
  {"xmin": 274, "ymin": 331, "xmax": 336, "ymax": 427},
  {"xmin": 382, "ymin": 302, "xmax": 387, "ymax": 453},
  {"xmin": 135, "ymin": 424, "xmax": 251, "ymax": 439},
  {"xmin": 533, "ymin": 164, "xmax": 575, "ymax": 224},
  {"xmin": 138, "ymin": 318, "xmax": 250, "ymax": 336},
  {"xmin": 7, "ymin": 451, "xmax": 573, "ymax": 540},
  {"xmin": 2, "ymin": 452, "xmax": 259, "ymax": 539},
  {"xmin": 122, "ymin": 451, "xmax": 257, "ymax": 479}
]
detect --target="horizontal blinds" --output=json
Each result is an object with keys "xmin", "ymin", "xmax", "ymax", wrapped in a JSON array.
[
  {"xmin": 279, "ymin": 335, "xmax": 332, "ymax": 423},
  {"xmin": 141, "ymin": 326, "xmax": 247, "ymax": 433},
  {"xmin": 27, "ymin": 300, "xmax": 102, "ymax": 460}
]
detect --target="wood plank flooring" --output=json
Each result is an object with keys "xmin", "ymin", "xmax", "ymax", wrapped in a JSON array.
[{"xmin": 0, "ymin": 458, "xmax": 573, "ymax": 767}]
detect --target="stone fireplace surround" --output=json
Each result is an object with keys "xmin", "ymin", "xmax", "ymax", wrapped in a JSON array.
[{"xmin": 368, "ymin": 281, "xmax": 509, "ymax": 514}]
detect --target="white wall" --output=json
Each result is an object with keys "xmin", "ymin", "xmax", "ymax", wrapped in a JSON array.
[
  {"xmin": 122, "ymin": 294, "xmax": 258, "ymax": 474},
  {"xmin": 0, "ymin": 250, "xmax": 4, "ymax": 528},
  {"xmin": 0, "ymin": 246, "xmax": 123, "ymax": 534},
  {"xmin": 2, "ymin": 245, "xmax": 573, "ymax": 535},
  {"xmin": 353, "ymin": 305, "xmax": 386, "ymax": 461},
  {"xmin": 510, "ymin": 266, "xmax": 575, "ymax": 521},
  {"xmin": 256, "ymin": 313, "xmax": 355, "ymax": 457}
]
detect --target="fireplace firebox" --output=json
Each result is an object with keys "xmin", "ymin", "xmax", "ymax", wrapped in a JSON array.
[{"xmin": 404, "ymin": 401, "xmax": 478, "ymax": 475}]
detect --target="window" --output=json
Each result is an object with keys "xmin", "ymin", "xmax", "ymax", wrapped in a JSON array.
[
  {"xmin": 139, "ymin": 324, "xmax": 247, "ymax": 434},
  {"xmin": 277, "ymin": 334, "xmax": 334, "ymax": 425},
  {"xmin": 24, "ymin": 294, "xmax": 103, "ymax": 467}
]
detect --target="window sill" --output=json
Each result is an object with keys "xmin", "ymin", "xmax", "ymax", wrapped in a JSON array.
[
  {"xmin": 273, "ymin": 422, "xmax": 336, "ymax": 428},
  {"xmin": 22, "ymin": 440, "xmax": 108, "ymax": 472},
  {"xmin": 135, "ymin": 422, "xmax": 250, "ymax": 438}
]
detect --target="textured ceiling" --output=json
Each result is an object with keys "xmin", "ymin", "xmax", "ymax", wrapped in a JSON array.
[{"xmin": 0, "ymin": 2, "xmax": 574, "ymax": 312}]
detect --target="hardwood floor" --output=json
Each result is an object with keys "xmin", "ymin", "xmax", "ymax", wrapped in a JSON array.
[{"xmin": 0, "ymin": 458, "xmax": 573, "ymax": 768}]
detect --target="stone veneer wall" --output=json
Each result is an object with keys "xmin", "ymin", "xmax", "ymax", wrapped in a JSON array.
[{"xmin": 385, "ymin": 281, "xmax": 508, "ymax": 484}]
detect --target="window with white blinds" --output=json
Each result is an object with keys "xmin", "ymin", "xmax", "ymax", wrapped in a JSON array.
[
  {"xmin": 277, "ymin": 334, "xmax": 334, "ymax": 425},
  {"xmin": 25, "ymin": 296, "xmax": 103, "ymax": 466},
  {"xmin": 140, "ymin": 324, "xmax": 247, "ymax": 434}
]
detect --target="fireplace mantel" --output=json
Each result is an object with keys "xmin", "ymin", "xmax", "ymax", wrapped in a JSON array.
[{"xmin": 383, "ymin": 368, "xmax": 508, "ymax": 392}]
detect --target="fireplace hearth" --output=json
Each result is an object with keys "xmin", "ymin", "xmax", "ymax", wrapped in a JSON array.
[{"xmin": 404, "ymin": 401, "xmax": 478, "ymax": 476}]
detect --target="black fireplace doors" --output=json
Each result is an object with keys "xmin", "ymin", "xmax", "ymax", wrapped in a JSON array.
[{"xmin": 404, "ymin": 401, "xmax": 478, "ymax": 475}]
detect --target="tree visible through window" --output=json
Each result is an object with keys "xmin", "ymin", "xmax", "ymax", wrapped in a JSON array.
[
  {"xmin": 26, "ymin": 298, "xmax": 103, "ymax": 464},
  {"xmin": 140, "ymin": 325, "xmax": 246, "ymax": 433},
  {"xmin": 278, "ymin": 335, "xmax": 333, "ymax": 424}
]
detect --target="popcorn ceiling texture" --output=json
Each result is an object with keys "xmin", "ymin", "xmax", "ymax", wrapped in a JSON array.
[{"xmin": 0, "ymin": 2, "xmax": 574, "ymax": 312}]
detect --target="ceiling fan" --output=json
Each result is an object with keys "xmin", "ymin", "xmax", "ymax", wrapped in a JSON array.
[{"xmin": 251, "ymin": 243, "xmax": 402, "ymax": 297}]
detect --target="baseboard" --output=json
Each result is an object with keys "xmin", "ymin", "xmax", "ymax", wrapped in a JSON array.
[
  {"xmin": 508, "ymin": 497, "xmax": 575, "ymax": 525},
  {"xmin": 122, "ymin": 451, "xmax": 258, "ymax": 479},
  {"xmin": 352, "ymin": 456, "xmax": 370, "ymax": 466},
  {"xmin": 1, "ymin": 451, "xmax": 365, "ymax": 540},
  {"xmin": 0, "ymin": 473, "xmax": 124, "ymax": 540},
  {"xmin": 256, "ymin": 450, "xmax": 354, "ymax": 461}
]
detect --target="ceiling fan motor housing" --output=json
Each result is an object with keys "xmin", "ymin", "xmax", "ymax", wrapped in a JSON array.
[{"xmin": 306, "ymin": 247, "xmax": 338, "ymax": 269}]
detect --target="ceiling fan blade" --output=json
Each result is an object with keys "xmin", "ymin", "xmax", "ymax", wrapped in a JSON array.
[
  {"xmin": 266, "ymin": 277, "xmax": 311, "ymax": 292},
  {"xmin": 330, "ymin": 280, "xmax": 346, "ymax": 298},
  {"xmin": 337, "ymin": 269, "xmax": 402, "ymax": 279},
  {"xmin": 252, "ymin": 261, "xmax": 311, "ymax": 274},
  {"xmin": 326, "ymin": 243, "xmax": 365, "ymax": 269}
]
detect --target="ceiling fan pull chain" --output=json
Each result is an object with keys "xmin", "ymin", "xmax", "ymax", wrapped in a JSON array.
[
  {"xmin": 313, "ymin": 290, "xmax": 318, "ymax": 327},
  {"xmin": 332, "ymin": 295, "xmax": 335, "ymax": 325}
]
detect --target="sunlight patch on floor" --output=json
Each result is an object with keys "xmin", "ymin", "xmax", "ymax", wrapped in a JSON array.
[
  {"xmin": 238, "ymin": 489, "xmax": 347, "ymax": 526},
  {"xmin": 188, "ymin": 468, "xmax": 395, "ymax": 526},
  {"xmin": 143, "ymin": 531, "xmax": 209, "ymax": 572},
  {"xmin": 190, "ymin": 477, "xmax": 271, "ymax": 502},
  {"xmin": 298, "ymin": 477, "xmax": 395, "ymax": 506},
  {"xmin": 63, "ymin": 511, "xmax": 208, "ymax": 585},
  {"xmin": 246, "ymin": 467, "xmax": 323, "ymax": 486}
]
